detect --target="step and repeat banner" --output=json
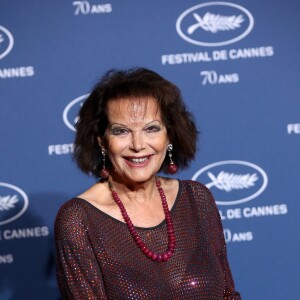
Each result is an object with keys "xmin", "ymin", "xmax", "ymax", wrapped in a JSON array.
[{"xmin": 0, "ymin": 1, "xmax": 299, "ymax": 299}]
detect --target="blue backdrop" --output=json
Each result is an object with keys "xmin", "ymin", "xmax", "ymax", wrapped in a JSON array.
[{"xmin": 1, "ymin": 1, "xmax": 299, "ymax": 299}]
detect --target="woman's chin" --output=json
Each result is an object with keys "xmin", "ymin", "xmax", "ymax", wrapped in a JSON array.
[{"xmin": 120, "ymin": 170, "xmax": 157, "ymax": 184}]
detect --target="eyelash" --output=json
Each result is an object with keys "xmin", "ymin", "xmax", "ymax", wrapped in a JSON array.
[
  {"xmin": 146, "ymin": 126, "xmax": 161, "ymax": 133},
  {"xmin": 109, "ymin": 126, "xmax": 161, "ymax": 136},
  {"xmin": 109, "ymin": 128, "xmax": 129, "ymax": 136}
]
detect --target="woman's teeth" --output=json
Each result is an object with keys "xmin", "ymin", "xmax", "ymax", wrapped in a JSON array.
[{"xmin": 130, "ymin": 157, "xmax": 148, "ymax": 163}]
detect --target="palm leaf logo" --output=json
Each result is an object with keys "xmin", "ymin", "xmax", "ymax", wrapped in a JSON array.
[
  {"xmin": 206, "ymin": 171, "xmax": 258, "ymax": 192},
  {"xmin": 188, "ymin": 12, "xmax": 244, "ymax": 34},
  {"xmin": 0, "ymin": 195, "xmax": 19, "ymax": 211},
  {"xmin": 0, "ymin": 34, "xmax": 4, "ymax": 44}
]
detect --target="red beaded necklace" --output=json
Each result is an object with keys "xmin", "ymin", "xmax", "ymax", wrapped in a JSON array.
[{"xmin": 108, "ymin": 178, "xmax": 176, "ymax": 262}]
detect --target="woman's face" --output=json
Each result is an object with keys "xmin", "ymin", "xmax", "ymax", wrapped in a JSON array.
[{"xmin": 101, "ymin": 97, "xmax": 169, "ymax": 184}]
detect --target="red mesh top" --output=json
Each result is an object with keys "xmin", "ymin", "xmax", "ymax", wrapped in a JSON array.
[{"xmin": 55, "ymin": 180, "xmax": 241, "ymax": 299}]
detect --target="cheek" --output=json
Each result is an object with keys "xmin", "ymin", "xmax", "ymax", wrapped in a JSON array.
[
  {"xmin": 153, "ymin": 134, "xmax": 169, "ymax": 149},
  {"xmin": 106, "ymin": 139, "xmax": 129, "ymax": 172},
  {"xmin": 107, "ymin": 137, "xmax": 127, "ymax": 154}
]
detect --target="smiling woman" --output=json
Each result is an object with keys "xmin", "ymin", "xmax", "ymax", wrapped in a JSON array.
[
  {"xmin": 54, "ymin": 68, "xmax": 241, "ymax": 299},
  {"xmin": 74, "ymin": 68, "xmax": 197, "ymax": 176},
  {"xmin": 101, "ymin": 97, "xmax": 169, "ymax": 184}
]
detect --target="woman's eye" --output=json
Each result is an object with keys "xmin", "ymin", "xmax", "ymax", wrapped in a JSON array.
[
  {"xmin": 145, "ymin": 126, "xmax": 160, "ymax": 133},
  {"xmin": 110, "ymin": 128, "xmax": 129, "ymax": 136}
]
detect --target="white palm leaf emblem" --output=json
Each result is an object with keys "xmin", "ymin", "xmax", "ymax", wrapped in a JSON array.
[
  {"xmin": 188, "ymin": 12, "xmax": 244, "ymax": 34},
  {"xmin": 206, "ymin": 171, "xmax": 258, "ymax": 192},
  {"xmin": 0, "ymin": 195, "xmax": 19, "ymax": 211}
]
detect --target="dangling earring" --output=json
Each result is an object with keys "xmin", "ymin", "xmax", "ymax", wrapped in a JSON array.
[
  {"xmin": 167, "ymin": 144, "xmax": 178, "ymax": 174},
  {"xmin": 100, "ymin": 149, "xmax": 109, "ymax": 178}
]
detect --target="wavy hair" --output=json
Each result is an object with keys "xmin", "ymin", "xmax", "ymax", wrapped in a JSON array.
[{"xmin": 74, "ymin": 68, "xmax": 198, "ymax": 177}]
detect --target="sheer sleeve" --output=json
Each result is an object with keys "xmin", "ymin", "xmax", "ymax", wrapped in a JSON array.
[
  {"xmin": 54, "ymin": 200, "xmax": 107, "ymax": 300},
  {"xmin": 206, "ymin": 188, "xmax": 241, "ymax": 300},
  {"xmin": 188, "ymin": 182, "xmax": 242, "ymax": 300}
]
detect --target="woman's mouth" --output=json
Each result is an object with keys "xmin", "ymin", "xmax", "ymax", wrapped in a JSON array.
[
  {"xmin": 124, "ymin": 156, "xmax": 152, "ymax": 166},
  {"xmin": 129, "ymin": 157, "xmax": 149, "ymax": 164}
]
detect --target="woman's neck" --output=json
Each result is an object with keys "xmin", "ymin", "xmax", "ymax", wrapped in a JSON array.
[{"xmin": 108, "ymin": 175, "xmax": 159, "ymax": 205}]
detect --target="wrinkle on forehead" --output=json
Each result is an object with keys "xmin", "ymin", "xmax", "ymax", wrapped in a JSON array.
[{"xmin": 108, "ymin": 97, "xmax": 160, "ymax": 125}]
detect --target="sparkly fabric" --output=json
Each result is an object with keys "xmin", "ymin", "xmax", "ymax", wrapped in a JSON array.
[{"xmin": 55, "ymin": 180, "xmax": 241, "ymax": 299}]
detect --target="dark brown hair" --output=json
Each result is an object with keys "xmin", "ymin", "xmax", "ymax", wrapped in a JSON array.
[{"xmin": 74, "ymin": 68, "xmax": 198, "ymax": 177}]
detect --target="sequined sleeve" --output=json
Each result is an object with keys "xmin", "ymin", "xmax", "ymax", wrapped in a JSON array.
[
  {"xmin": 55, "ymin": 200, "xmax": 108, "ymax": 300},
  {"xmin": 193, "ymin": 183, "xmax": 241, "ymax": 300}
]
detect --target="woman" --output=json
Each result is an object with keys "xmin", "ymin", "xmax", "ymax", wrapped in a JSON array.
[{"xmin": 55, "ymin": 68, "xmax": 241, "ymax": 299}]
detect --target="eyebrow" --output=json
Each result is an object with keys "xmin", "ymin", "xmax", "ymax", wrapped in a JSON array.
[{"xmin": 108, "ymin": 120, "xmax": 163, "ymax": 127}]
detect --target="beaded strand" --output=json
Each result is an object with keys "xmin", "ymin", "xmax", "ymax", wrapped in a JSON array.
[{"xmin": 109, "ymin": 178, "xmax": 176, "ymax": 262}]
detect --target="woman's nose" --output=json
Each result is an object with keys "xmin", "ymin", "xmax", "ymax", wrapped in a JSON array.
[{"xmin": 130, "ymin": 131, "xmax": 146, "ymax": 152}]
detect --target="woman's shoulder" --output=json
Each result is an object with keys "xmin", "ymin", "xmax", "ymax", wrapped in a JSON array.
[
  {"xmin": 54, "ymin": 198, "xmax": 92, "ymax": 242},
  {"xmin": 181, "ymin": 179, "xmax": 211, "ymax": 195},
  {"xmin": 180, "ymin": 180, "xmax": 217, "ymax": 208},
  {"xmin": 56, "ymin": 197, "xmax": 86, "ymax": 216},
  {"xmin": 55, "ymin": 182, "xmax": 112, "ymax": 229},
  {"xmin": 55, "ymin": 198, "xmax": 89, "ymax": 228}
]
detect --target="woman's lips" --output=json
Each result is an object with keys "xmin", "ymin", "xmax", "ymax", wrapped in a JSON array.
[{"xmin": 124, "ymin": 155, "xmax": 153, "ymax": 167}]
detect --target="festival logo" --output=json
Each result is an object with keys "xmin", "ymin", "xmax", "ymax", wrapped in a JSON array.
[
  {"xmin": 192, "ymin": 160, "xmax": 268, "ymax": 205},
  {"xmin": 63, "ymin": 94, "xmax": 89, "ymax": 131},
  {"xmin": 0, "ymin": 25, "xmax": 14, "ymax": 60},
  {"xmin": 176, "ymin": 2, "xmax": 254, "ymax": 47},
  {"xmin": 0, "ymin": 182, "xmax": 29, "ymax": 225}
]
